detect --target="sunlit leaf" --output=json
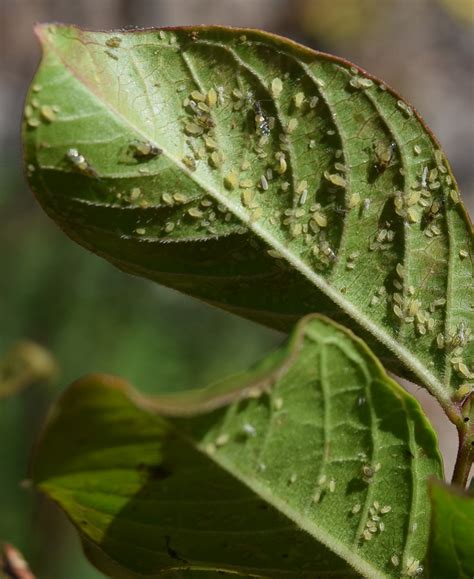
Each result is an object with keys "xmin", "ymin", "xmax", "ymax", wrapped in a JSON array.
[
  {"xmin": 33, "ymin": 316, "xmax": 442, "ymax": 578},
  {"xmin": 22, "ymin": 24, "xmax": 474, "ymax": 412}
]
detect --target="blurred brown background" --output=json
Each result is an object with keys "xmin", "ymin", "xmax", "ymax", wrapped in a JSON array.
[{"xmin": 0, "ymin": 1, "xmax": 473, "ymax": 577}]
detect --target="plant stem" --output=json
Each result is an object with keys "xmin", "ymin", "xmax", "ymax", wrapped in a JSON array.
[{"xmin": 451, "ymin": 426, "xmax": 473, "ymax": 488}]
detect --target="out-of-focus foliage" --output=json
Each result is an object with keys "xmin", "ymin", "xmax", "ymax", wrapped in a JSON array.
[
  {"xmin": 299, "ymin": 0, "xmax": 383, "ymax": 44},
  {"xmin": 0, "ymin": 185, "xmax": 278, "ymax": 578},
  {"xmin": 438, "ymin": 0, "xmax": 474, "ymax": 25}
]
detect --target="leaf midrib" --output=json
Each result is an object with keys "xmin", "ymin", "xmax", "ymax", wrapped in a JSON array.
[{"xmin": 40, "ymin": 31, "xmax": 448, "ymax": 407}]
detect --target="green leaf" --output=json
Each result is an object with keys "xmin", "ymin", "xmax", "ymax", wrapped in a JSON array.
[
  {"xmin": 22, "ymin": 25, "xmax": 474, "ymax": 409},
  {"xmin": 428, "ymin": 480, "xmax": 474, "ymax": 579},
  {"xmin": 33, "ymin": 315, "xmax": 442, "ymax": 578}
]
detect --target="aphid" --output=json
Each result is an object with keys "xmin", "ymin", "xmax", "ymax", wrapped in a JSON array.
[
  {"xmin": 277, "ymin": 155, "xmax": 288, "ymax": 175},
  {"xmin": 362, "ymin": 464, "xmax": 377, "ymax": 482},
  {"xmin": 414, "ymin": 144, "xmax": 422, "ymax": 155},
  {"xmin": 215, "ymin": 433, "xmax": 229, "ymax": 447},
  {"xmin": 391, "ymin": 554, "xmax": 400, "ymax": 567},
  {"xmin": 271, "ymin": 77, "xmax": 283, "ymax": 98},
  {"xmin": 348, "ymin": 192, "xmax": 361, "ymax": 209},
  {"xmin": 205, "ymin": 442, "xmax": 216, "ymax": 455},
  {"xmin": 328, "ymin": 479, "xmax": 336, "ymax": 493},
  {"xmin": 130, "ymin": 187, "xmax": 141, "ymax": 201},
  {"xmin": 287, "ymin": 118, "xmax": 298, "ymax": 133},
  {"xmin": 450, "ymin": 189, "xmax": 460, "ymax": 204},
  {"xmin": 224, "ymin": 172, "xmax": 238, "ymax": 190},
  {"xmin": 294, "ymin": 92, "xmax": 305, "ymax": 108},
  {"xmin": 188, "ymin": 207, "xmax": 203, "ymax": 218},
  {"xmin": 207, "ymin": 88, "xmax": 217, "ymax": 107},
  {"xmin": 397, "ymin": 99, "xmax": 413, "ymax": 117},
  {"xmin": 130, "ymin": 140, "xmax": 162, "ymax": 160},
  {"xmin": 135, "ymin": 228, "xmax": 146, "ymax": 235},
  {"xmin": 182, "ymin": 155, "xmax": 196, "ymax": 171},
  {"xmin": 289, "ymin": 473, "xmax": 297, "ymax": 484},
  {"xmin": 380, "ymin": 505, "xmax": 391, "ymax": 514},
  {"xmin": 106, "ymin": 36, "xmax": 121, "ymax": 48},
  {"xmin": 274, "ymin": 397, "xmax": 284, "ymax": 410},
  {"xmin": 404, "ymin": 558, "xmax": 423, "ymax": 577},
  {"xmin": 185, "ymin": 121, "xmax": 203, "ymax": 136},
  {"xmin": 66, "ymin": 148, "xmax": 98, "ymax": 177},
  {"xmin": 324, "ymin": 171, "xmax": 346, "ymax": 187},
  {"xmin": 374, "ymin": 141, "xmax": 397, "ymax": 172},
  {"xmin": 260, "ymin": 175, "xmax": 269, "ymax": 191},
  {"xmin": 352, "ymin": 504, "xmax": 361, "ymax": 514},
  {"xmin": 40, "ymin": 105, "xmax": 56, "ymax": 123},
  {"xmin": 363, "ymin": 529, "xmax": 373, "ymax": 541}
]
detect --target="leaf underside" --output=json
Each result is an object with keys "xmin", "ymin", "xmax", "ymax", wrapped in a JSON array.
[
  {"xmin": 428, "ymin": 480, "xmax": 474, "ymax": 579},
  {"xmin": 33, "ymin": 316, "xmax": 442, "ymax": 578},
  {"xmin": 23, "ymin": 25, "xmax": 473, "ymax": 405}
]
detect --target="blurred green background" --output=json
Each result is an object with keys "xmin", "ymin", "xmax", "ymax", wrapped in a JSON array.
[{"xmin": 0, "ymin": 0, "xmax": 472, "ymax": 577}]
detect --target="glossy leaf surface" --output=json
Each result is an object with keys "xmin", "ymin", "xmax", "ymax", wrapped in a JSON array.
[{"xmin": 33, "ymin": 316, "xmax": 442, "ymax": 578}]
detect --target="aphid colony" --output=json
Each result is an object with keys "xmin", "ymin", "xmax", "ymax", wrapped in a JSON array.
[
  {"xmin": 28, "ymin": 55, "xmax": 467, "ymax": 290},
  {"xmin": 438, "ymin": 321, "xmax": 474, "ymax": 380},
  {"xmin": 311, "ymin": 474, "xmax": 337, "ymax": 504},
  {"xmin": 389, "ymin": 263, "xmax": 439, "ymax": 336},
  {"xmin": 352, "ymin": 500, "xmax": 392, "ymax": 542},
  {"xmin": 174, "ymin": 78, "xmax": 347, "ymax": 265},
  {"xmin": 393, "ymin": 148, "xmax": 456, "ymax": 236}
]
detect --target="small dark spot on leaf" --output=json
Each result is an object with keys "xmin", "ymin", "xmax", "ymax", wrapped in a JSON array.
[
  {"xmin": 165, "ymin": 535, "xmax": 187, "ymax": 563},
  {"xmin": 137, "ymin": 463, "xmax": 172, "ymax": 480}
]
